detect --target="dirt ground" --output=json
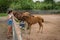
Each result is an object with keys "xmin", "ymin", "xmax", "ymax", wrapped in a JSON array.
[
  {"xmin": 0, "ymin": 17, "xmax": 12, "ymax": 40},
  {"xmin": 22, "ymin": 14, "xmax": 60, "ymax": 40},
  {"xmin": 0, "ymin": 14, "xmax": 60, "ymax": 40}
]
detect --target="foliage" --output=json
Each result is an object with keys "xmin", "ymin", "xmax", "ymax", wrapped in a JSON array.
[
  {"xmin": 0, "ymin": 0, "xmax": 60, "ymax": 13},
  {"xmin": 44, "ymin": 0, "xmax": 55, "ymax": 3},
  {"xmin": 0, "ymin": 13, "xmax": 7, "ymax": 17},
  {"xmin": 33, "ymin": 1, "xmax": 53, "ymax": 10},
  {"xmin": 9, "ymin": 0, "xmax": 34, "ymax": 10},
  {"xmin": 54, "ymin": 2, "xmax": 60, "ymax": 10},
  {"xmin": 0, "ymin": 0, "xmax": 13, "ymax": 13}
]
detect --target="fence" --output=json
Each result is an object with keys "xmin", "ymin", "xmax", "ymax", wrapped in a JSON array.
[
  {"xmin": 12, "ymin": 16, "xmax": 22, "ymax": 40},
  {"xmin": 14, "ymin": 10, "xmax": 60, "ymax": 14}
]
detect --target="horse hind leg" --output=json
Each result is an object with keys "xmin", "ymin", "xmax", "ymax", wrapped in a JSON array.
[
  {"xmin": 27, "ymin": 24, "xmax": 31, "ymax": 34},
  {"xmin": 38, "ymin": 22, "xmax": 43, "ymax": 33}
]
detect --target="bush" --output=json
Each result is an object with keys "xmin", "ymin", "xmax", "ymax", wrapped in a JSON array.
[
  {"xmin": 0, "ymin": 0, "xmax": 12, "ymax": 13},
  {"xmin": 33, "ymin": 2, "xmax": 53, "ymax": 10},
  {"xmin": 9, "ymin": 0, "xmax": 34, "ymax": 10},
  {"xmin": 0, "ymin": 13, "xmax": 7, "ymax": 17}
]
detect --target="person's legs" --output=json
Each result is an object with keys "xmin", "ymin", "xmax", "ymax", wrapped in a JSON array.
[{"xmin": 7, "ymin": 25, "xmax": 12, "ymax": 38}]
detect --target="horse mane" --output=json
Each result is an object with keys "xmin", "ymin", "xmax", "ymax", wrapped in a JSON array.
[
  {"xmin": 21, "ymin": 16, "xmax": 30, "ymax": 21},
  {"xmin": 13, "ymin": 11, "xmax": 23, "ymax": 20}
]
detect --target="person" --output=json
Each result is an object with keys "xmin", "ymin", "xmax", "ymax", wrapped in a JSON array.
[{"xmin": 7, "ymin": 10, "xmax": 13, "ymax": 39}]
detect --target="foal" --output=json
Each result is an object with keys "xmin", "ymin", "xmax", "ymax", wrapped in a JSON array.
[
  {"xmin": 21, "ymin": 15, "xmax": 44, "ymax": 34},
  {"xmin": 12, "ymin": 11, "xmax": 44, "ymax": 34}
]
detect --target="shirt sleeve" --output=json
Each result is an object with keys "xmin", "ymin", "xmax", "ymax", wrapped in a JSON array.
[{"xmin": 8, "ymin": 14, "xmax": 12, "ymax": 18}]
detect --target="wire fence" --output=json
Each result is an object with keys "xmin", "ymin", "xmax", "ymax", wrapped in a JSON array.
[{"xmin": 14, "ymin": 10, "xmax": 60, "ymax": 14}]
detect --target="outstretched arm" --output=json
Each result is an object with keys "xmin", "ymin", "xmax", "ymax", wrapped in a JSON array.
[{"xmin": 12, "ymin": 14, "xmax": 19, "ymax": 22}]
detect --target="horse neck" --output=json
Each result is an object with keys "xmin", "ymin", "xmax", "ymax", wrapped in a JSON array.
[{"xmin": 25, "ymin": 16, "xmax": 31, "ymax": 23}]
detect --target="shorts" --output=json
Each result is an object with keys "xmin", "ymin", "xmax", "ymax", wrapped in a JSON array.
[
  {"xmin": 19, "ymin": 21, "xmax": 25, "ymax": 28},
  {"xmin": 7, "ymin": 19, "xmax": 13, "ymax": 26},
  {"xmin": 20, "ymin": 24, "xmax": 25, "ymax": 28}
]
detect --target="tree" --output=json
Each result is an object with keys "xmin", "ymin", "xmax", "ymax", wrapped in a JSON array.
[
  {"xmin": 21, "ymin": 0, "xmax": 34, "ymax": 10},
  {"xmin": 55, "ymin": 2, "xmax": 60, "ymax": 10},
  {"xmin": 10, "ymin": 0, "xmax": 34, "ymax": 10},
  {"xmin": 0, "ymin": 0, "xmax": 13, "ymax": 13},
  {"xmin": 33, "ymin": 1, "xmax": 41, "ymax": 10},
  {"xmin": 44, "ymin": 0, "xmax": 55, "ymax": 3},
  {"xmin": 44, "ymin": 0, "xmax": 56, "ymax": 9}
]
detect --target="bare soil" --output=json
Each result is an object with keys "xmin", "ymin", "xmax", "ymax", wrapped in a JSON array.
[
  {"xmin": 0, "ymin": 17, "xmax": 12, "ymax": 40},
  {"xmin": 22, "ymin": 14, "xmax": 60, "ymax": 40},
  {"xmin": 0, "ymin": 14, "xmax": 60, "ymax": 40}
]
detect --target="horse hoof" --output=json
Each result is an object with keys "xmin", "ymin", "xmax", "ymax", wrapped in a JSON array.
[
  {"xmin": 40, "ymin": 31, "xmax": 43, "ymax": 33},
  {"xmin": 28, "ymin": 33, "xmax": 30, "ymax": 35},
  {"xmin": 7, "ymin": 36, "xmax": 10, "ymax": 39},
  {"xmin": 28, "ymin": 32, "xmax": 30, "ymax": 35}
]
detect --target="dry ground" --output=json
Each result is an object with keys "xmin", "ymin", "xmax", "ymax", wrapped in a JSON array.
[
  {"xmin": 0, "ymin": 17, "xmax": 12, "ymax": 40},
  {"xmin": 22, "ymin": 14, "xmax": 60, "ymax": 40},
  {"xmin": 0, "ymin": 14, "xmax": 60, "ymax": 40}
]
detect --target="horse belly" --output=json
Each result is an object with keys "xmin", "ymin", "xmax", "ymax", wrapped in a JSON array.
[{"xmin": 30, "ymin": 19, "xmax": 38, "ymax": 24}]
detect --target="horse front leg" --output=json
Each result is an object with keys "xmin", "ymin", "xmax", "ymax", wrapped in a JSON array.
[{"xmin": 27, "ymin": 24, "xmax": 31, "ymax": 34}]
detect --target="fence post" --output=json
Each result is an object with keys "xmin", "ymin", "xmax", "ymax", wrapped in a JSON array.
[{"xmin": 12, "ymin": 17, "xmax": 22, "ymax": 40}]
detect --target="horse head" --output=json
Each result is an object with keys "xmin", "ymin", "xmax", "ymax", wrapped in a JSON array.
[{"xmin": 12, "ymin": 11, "xmax": 23, "ymax": 20}]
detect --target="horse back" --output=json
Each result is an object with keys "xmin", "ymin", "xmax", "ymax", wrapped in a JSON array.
[{"xmin": 36, "ymin": 16, "xmax": 44, "ymax": 23}]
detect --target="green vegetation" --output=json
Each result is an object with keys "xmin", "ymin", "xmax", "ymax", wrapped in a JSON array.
[
  {"xmin": 0, "ymin": 13, "xmax": 7, "ymax": 17},
  {"xmin": 10, "ymin": 0, "xmax": 34, "ymax": 10},
  {"xmin": 0, "ymin": 0, "xmax": 13, "ymax": 13},
  {"xmin": 9, "ymin": 0, "xmax": 60, "ymax": 10},
  {"xmin": 0, "ymin": 0, "xmax": 60, "ymax": 13}
]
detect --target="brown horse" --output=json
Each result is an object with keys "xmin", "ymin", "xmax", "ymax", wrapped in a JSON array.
[
  {"xmin": 12, "ymin": 11, "xmax": 34, "ymax": 20},
  {"xmin": 11, "ymin": 11, "xmax": 44, "ymax": 33},
  {"xmin": 21, "ymin": 15, "xmax": 44, "ymax": 34}
]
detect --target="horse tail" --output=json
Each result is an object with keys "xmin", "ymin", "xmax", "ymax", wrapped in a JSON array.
[{"xmin": 42, "ymin": 18, "xmax": 44, "ymax": 23}]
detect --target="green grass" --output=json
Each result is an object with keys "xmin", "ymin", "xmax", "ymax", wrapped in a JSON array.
[{"xmin": 0, "ymin": 13, "xmax": 7, "ymax": 17}]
